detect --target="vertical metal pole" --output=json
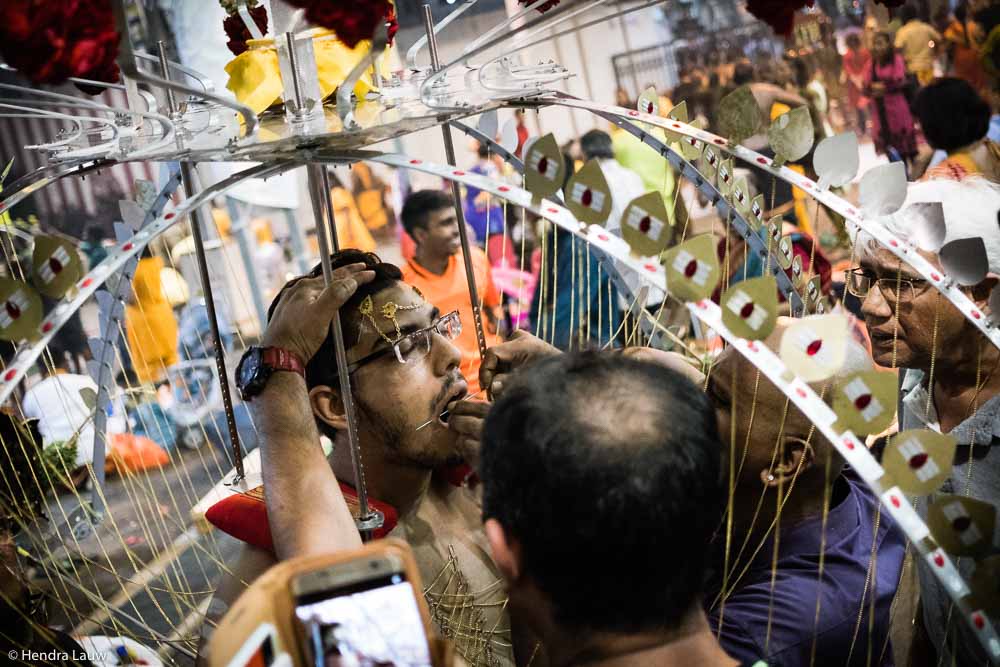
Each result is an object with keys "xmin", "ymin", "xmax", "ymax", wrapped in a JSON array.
[
  {"xmin": 306, "ymin": 164, "xmax": 379, "ymax": 533},
  {"xmin": 225, "ymin": 198, "xmax": 268, "ymax": 331},
  {"xmin": 422, "ymin": 4, "xmax": 488, "ymax": 362},
  {"xmin": 156, "ymin": 42, "xmax": 178, "ymax": 117},
  {"xmin": 285, "ymin": 42, "xmax": 379, "ymax": 530},
  {"xmin": 158, "ymin": 42, "xmax": 245, "ymax": 479}
]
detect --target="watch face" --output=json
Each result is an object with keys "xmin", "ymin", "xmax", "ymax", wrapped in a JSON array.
[{"xmin": 237, "ymin": 347, "xmax": 263, "ymax": 397}]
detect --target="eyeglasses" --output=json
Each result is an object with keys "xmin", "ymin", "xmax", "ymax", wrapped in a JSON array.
[
  {"xmin": 846, "ymin": 268, "xmax": 928, "ymax": 302},
  {"xmin": 346, "ymin": 310, "xmax": 461, "ymax": 374}
]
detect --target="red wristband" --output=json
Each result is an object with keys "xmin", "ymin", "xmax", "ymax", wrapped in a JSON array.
[{"xmin": 261, "ymin": 346, "xmax": 306, "ymax": 378}]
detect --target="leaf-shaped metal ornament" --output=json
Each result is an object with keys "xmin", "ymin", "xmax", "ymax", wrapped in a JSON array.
[
  {"xmin": 0, "ymin": 278, "xmax": 42, "ymax": 342},
  {"xmin": 680, "ymin": 118, "xmax": 707, "ymax": 161},
  {"xmin": 665, "ymin": 101, "xmax": 689, "ymax": 143},
  {"xmin": 718, "ymin": 85, "xmax": 763, "ymax": 146},
  {"xmin": 814, "ymin": 132, "xmax": 860, "ymax": 190},
  {"xmin": 859, "ymin": 162, "xmax": 907, "ymax": 217},
  {"xmin": 776, "ymin": 236, "xmax": 795, "ymax": 270},
  {"xmin": 717, "ymin": 158, "xmax": 736, "ymax": 197},
  {"xmin": 768, "ymin": 106, "xmax": 814, "ymax": 167},
  {"xmin": 524, "ymin": 133, "xmax": 565, "ymax": 202},
  {"xmin": 564, "ymin": 159, "xmax": 612, "ymax": 225},
  {"xmin": 778, "ymin": 313, "xmax": 848, "ymax": 382},
  {"xmin": 940, "ymin": 237, "xmax": 989, "ymax": 286},
  {"xmin": 748, "ymin": 194, "xmax": 766, "ymax": 229},
  {"xmin": 478, "ymin": 109, "xmax": 498, "ymax": 140},
  {"xmin": 927, "ymin": 494, "xmax": 996, "ymax": 558},
  {"xmin": 803, "ymin": 275, "xmax": 823, "ymax": 312},
  {"xmin": 720, "ymin": 276, "xmax": 778, "ymax": 340},
  {"xmin": 905, "ymin": 202, "xmax": 946, "ymax": 252},
  {"xmin": 731, "ymin": 177, "xmax": 752, "ymax": 217},
  {"xmin": 79, "ymin": 387, "xmax": 98, "ymax": 410},
  {"xmin": 833, "ymin": 370, "xmax": 898, "ymax": 435},
  {"xmin": 702, "ymin": 144, "xmax": 721, "ymax": 180},
  {"xmin": 662, "ymin": 234, "xmax": 720, "ymax": 303},
  {"xmin": 637, "ymin": 86, "xmax": 659, "ymax": 116},
  {"xmin": 499, "ymin": 117, "xmax": 519, "ymax": 153},
  {"xmin": 31, "ymin": 235, "xmax": 84, "ymax": 299},
  {"xmin": 790, "ymin": 254, "xmax": 805, "ymax": 287},
  {"xmin": 884, "ymin": 429, "xmax": 956, "ymax": 496},
  {"xmin": 621, "ymin": 191, "xmax": 672, "ymax": 258}
]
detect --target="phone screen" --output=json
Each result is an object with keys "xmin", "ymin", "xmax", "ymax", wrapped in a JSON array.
[{"xmin": 294, "ymin": 572, "xmax": 432, "ymax": 667}]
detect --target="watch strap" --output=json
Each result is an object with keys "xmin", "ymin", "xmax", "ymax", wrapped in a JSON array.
[{"xmin": 261, "ymin": 346, "xmax": 306, "ymax": 378}]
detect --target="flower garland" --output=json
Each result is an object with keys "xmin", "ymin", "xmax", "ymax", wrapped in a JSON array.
[
  {"xmin": 282, "ymin": 0, "xmax": 398, "ymax": 48},
  {"xmin": 221, "ymin": 0, "xmax": 270, "ymax": 57},
  {"xmin": 0, "ymin": 0, "xmax": 119, "ymax": 87}
]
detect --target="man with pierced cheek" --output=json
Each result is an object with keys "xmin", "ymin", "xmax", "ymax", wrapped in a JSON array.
[{"xmin": 207, "ymin": 250, "xmax": 531, "ymax": 667}]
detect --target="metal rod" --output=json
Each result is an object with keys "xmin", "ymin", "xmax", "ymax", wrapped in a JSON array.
[
  {"xmin": 156, "ymin": 41, "xmax": 178, "ymax": 115},
  {"xmin": 284, "ymin": 32, "xmax": 305, "ymax": 116},
  {"xmin": 179, "ymin": 162, "xmax": 245, "ymax": 480},
  {"xmin": 422, "ymin": 4, "xmax": 488, "ymax": 362},
  {"xmin": 305, "ymin": 163, "xmax": 379, "ymax": 532}
]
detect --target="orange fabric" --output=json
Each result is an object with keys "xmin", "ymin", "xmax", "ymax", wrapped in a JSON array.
[
  {"xmin": 106, "ymin": 433, "xmax": 169, "ymax": 474},
  {"xmin": 204, "ymin": 482, "xmax": 397, "ymax": 552},
  {"xmin": 330, "ymin": 187, "xmax": 377, "ymax": 252},
  {"xmin": 401, "ymin": 250, "xmax": 502, "ymax": 393}
]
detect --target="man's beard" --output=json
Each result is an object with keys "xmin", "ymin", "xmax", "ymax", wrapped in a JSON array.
[{"xmin": 355, "ymin": 393, "xmax": 461, "ymax": 469}]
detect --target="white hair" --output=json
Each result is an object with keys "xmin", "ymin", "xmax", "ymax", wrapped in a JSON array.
[{"xmin": 852, "ymin": 176, "xmax": 1000, "ymax": 271}]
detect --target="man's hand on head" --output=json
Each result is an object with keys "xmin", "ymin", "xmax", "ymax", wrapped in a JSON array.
[
  {"xmin": 262, "ymin": 263, "xmax": 375, "ymax": 363},
  {"xmin": 480, "ymin": 330, "xmax": 560, "ymax": 399},
  {"xmin": 447, "ymin": 399, "xmax": 490, "ymax": 472}
]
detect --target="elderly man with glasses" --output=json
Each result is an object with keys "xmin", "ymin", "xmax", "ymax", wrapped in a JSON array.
[
  {"xmin": 850, "ymin": 177, "xmax": 1000, "ymax": 666},
  {"xmin": 208, "ymin": 250, "xmax": 529, "ymax": 667}
]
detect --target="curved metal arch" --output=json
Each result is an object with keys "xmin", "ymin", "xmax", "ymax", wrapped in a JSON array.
[
  {"xmin": 0, "ymin": 161, "xmax": 111, "ymax": 217},
  {"xmin": 546, "ymin": 95, "xmax": 1000, "ymax": 354},
  {"xmin": 406, "ymin": 0, "xmax": 479, "ymax": 71},
  {"xmin": 0, "ymin": 160, "xmax": 298, "ymax": 409},
  {"xmin": 0, "ymin": 102, "xmax": 118, "ymax": 153},
  {"xmin": 350, "ymin": 152, "xmax": 999, "ymax": 661}
]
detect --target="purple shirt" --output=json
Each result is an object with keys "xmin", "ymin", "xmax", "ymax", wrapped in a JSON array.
[{"xmin": 707, "ymin": 470, "xmax": 906, "ymax": 667}]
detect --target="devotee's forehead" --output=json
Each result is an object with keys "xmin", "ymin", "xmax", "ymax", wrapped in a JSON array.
[
  {"xmin": 862, "ymin": 246, "xmax": 926, "ymax": 278},
  {"xmin": 351, "ymin": 283, "xmax": 434, "ymax": 352}
]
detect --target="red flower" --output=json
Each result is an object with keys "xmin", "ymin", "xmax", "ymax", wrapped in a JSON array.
[
  {"xmin": 223, "ymin": 4, "xmax": 269, "ymax": 56},
  {"xmin": 283, "ymin": 0, "xmax": 394, "ymax": 48},
  {"xmin": 518, "ymin": 0, "xmax": 561, "ymax": 12},
  {"xmin": 0, "ymin": 0, "xmax": 120, "ymax": 87},
  {"xmin": 746, "ymin": 0, "xmax": 814, "ymax": 37}
]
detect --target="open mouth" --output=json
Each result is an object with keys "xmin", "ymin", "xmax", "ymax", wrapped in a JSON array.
[{"xmin": 435, "ymin": 380, "xmax": 469, "ymax": 427}]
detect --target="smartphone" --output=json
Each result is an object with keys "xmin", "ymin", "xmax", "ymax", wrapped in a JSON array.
[{"xmin": 291, "ymin": 553, "xmax": 433, "ymax": 667}]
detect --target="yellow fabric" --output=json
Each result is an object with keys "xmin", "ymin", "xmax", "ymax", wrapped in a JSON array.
[
  {"xmin": 225, "ymin": 32, "xmax": 383, "ymax": 116},
  {"xmin": 126, "ymin": 257, "xmax": 179, "ymax": 384},
  {"xmin": 894, "ymin": 21, "xmax": 941, "ymax": 75},
  {"xmin": 331, "ymin": 187, "xmax": 377, "ymax": 252}
]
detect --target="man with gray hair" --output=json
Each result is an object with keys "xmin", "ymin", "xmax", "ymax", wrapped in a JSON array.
[{"xmin": 850, "ymin": 176, "xmax": 1000, "ymax": 664}]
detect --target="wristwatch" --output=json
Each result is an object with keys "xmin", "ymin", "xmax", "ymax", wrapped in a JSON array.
[{"xmin": 236, "ymin": 346, "xmax": 306, "ymax": 401}]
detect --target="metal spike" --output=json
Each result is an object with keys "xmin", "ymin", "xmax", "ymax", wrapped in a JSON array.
[
  {"xmin": 113, "ymin": 221, "xmax": 134, "ymax": 244},
  {"xmin": 87, "ymin": 337, "xmax": 105, "ymax": 362},
  {"xmin": 118, "ymin": 199, "xmax": 145, "ymax": 230},
  {"xmin": 86, "ymin": 359, "xmax": 102, "ymax": 383}
]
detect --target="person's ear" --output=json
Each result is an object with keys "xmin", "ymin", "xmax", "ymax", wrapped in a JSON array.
[
  {"xmin": 484, "ymin": 518, "xmax": 521, "ymax": 582},
  {"xmin": 309, "ymin": 385, "xmax": 348, "ymax": 432},
  {"xmin": 760, "ymin": 437, "xmax": 815, "ymax": 488},
  {"xmin": 970, "ymin": 274, "xmax": 999, "ymax": 306},
  {"xmin": 412, "ymin": 225, "xmax": 429, "ymax": 245}
]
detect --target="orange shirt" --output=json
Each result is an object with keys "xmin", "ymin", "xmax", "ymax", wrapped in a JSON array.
[{"xmin": 401, "ymin": 249, "xmax": 501, "ymax": 393}]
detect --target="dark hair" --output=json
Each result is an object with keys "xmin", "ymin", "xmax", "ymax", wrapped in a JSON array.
[
  {"xmin": 400, "ymin": 189, "xmax": 454, "ymax": 238},
  {"xmin": 266, "ymin": 250, "xmax": 403, "ymax": 438},
  {"xmin": 899, "ymin": 4, "xmax": 918, "ymax": 23},
  {"xmin": 914, "ymin": 77, "xmax": 990, "ymax": 151},
  {"xmin": 846, "ymin": 33, "xmax": 862, "ymax": 49},
  {"xmin": 579, "ymin": 129, "xmax": 614, "ymax": 161},
  {"xmin": 790, "ymin": 57, "xmax": 811, "ymax": 88},
  {"xmin": 955, "ymin": 2, "xmax": 967, "ymax": 23},
  {"xmin": 477, "ymin": 142, "xmax": 490, "ymax": 159},
  {"xmin": 733, "ymin": 61, "xmax": 755, "ymax": 86},
  {"xmin": 480, "ymin": 352, "xmax": 725, "ymax": 633}
]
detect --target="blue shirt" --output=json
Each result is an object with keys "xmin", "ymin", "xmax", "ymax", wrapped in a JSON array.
[{"xmin": 708, "ymin": 471, "xmax": 906, "ymax": 667}]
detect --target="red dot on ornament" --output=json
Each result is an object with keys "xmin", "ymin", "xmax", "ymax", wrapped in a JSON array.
[
  {"xmin": 164, "ymin": 213, "xmax": 175, "ymax": 220},
  {"xmin": 806, "ymin": 339, "xmax": 823, "ymax": 356},
  {"xmin": 746, "ymin": 340, "xmax": 758, "ymax": 352},
  {"xmin": 646, "ymin": 102, "xmax": 654, "ymax": 114},
  {"xmin": 843, "ymin": 438, "xmax": 856, "ymax": 450},
  {"xmin": 81, "ymin": 278, "xmax": 93, "ymax": 288},
  {"xmin": 684, "ymin": 259, "xmax": 698, "ymax": 278},
  {"xmin": 41, "ymin": 322, "xmax": 53, "ymax": 333},
  {"xmin": 713, "ymin": 137, "xmax": 725, "ymax": 145},
  {"xmin": 908, "ymin": 452, "xmax": 928, "ymax": 469},
  {"xmin": 671, "ymin": 122, "xmax": 682, "ymax": 129},
  {"xmin": 696, "ymin": 299, "xmax": 709, "ymax": 310},
  {"xmin": 581, "ymin": 189, "xmax": 593, "ymax": 207},
  {"xmin": 740, "ymin": 302, "xmax": 755, "ymax": 319},
  {"xmin": 644, "ymin": 263, "xmax": 657, "ymax": 272},
  {"xmin": 795, "ymin": 387, "xmax": 807, "ymax": 398},
  {"xmin": 537, "ymin": 156, "xmax": 548, "ymax": 174},
  {"xmin": 409, "ymin": 159, "xmax": 422, "ymax": 164},
  {"xmin": 452, "ymin": 170, "xmax": 465, "ymax": 176},
  {"xmin": 972, "ymin": 310, "xmax": 982, "ymax": 320},
  {"xmin": 889, "ymin": 239, "xmax": 899, "ymax": 248},
  {"xmin": 931, "ymin": 273, "xmax": 941, "ymax": 281},
  {"xmin": 598, "ymin": 234, "xmax": 610, "ymax": 242},
  {"xmin": 122, "ymin": 242, "xmax": 133, "ymax": 252},
  {"xmin": 757, "ymin": 157, "xmax": 769, "ymax": 165},
  {"xmin": 547, "ymin": 207, "xmax": 559, "ymax": 214},
  {"xmin": 628, "ymin": 110, "xmax": 639, "ymax": 117},
  {"xmin": 803, "ymin": 182, "xmax": 813, "ymax": 190},
  {"xmin": 3, "ymin": 370, "xmax": 15, "ymax": 382},
  {"xmin": 639, "ymin": 216, "xmax": 651, "ymax": 233},
  {"xmin": 498, "ymin": 185, "xmax": 510, "ymax": 192},
  {"xmin": 933, "ymin": 553, "xmax": 945, "ymax": 567},
  {"xmin": 952, "ymin": 516, "xmax": 972, "ymax": 532},
  {"xmin": 890, "ymin": 495, "xmax": 901, "ymax": 508},
  {"xmin": 973, "ymin": 613, "xmax": 985, "ymax": 630},
  {"xmin": 854, "ymin": 394, "xmax": 872, "ymax": 410}
]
